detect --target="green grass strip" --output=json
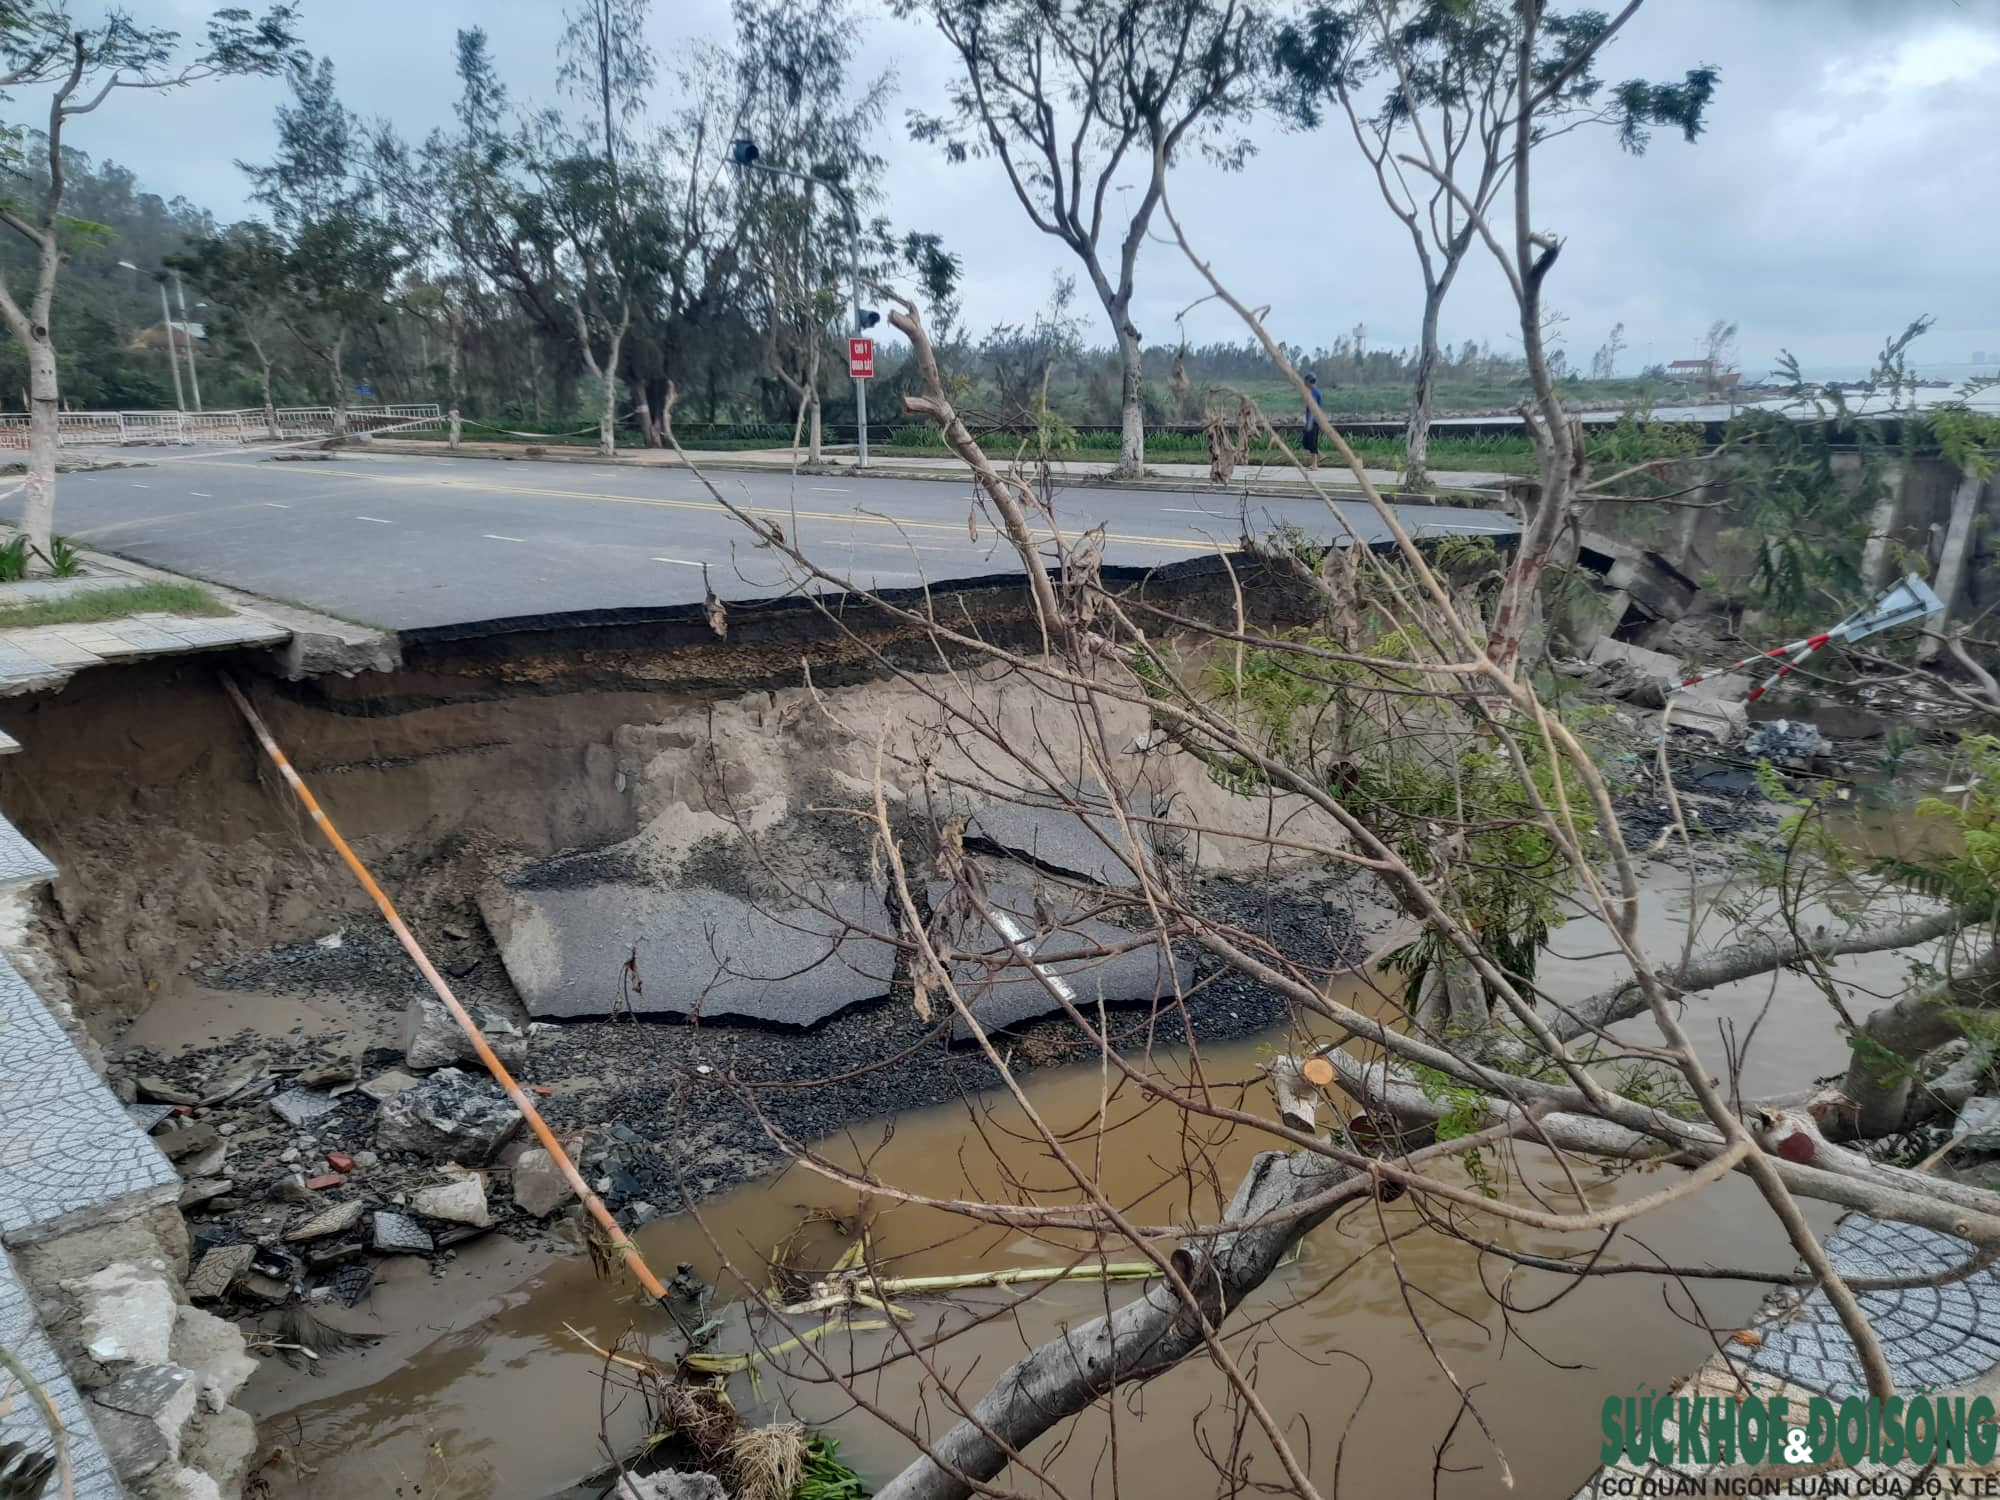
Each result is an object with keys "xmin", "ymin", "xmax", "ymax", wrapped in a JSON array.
[{"xmin": 0, "ymin": 581, "xmax": 230, "ymax": 628}]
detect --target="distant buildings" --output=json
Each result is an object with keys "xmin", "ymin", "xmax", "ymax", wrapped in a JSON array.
[{"xmin": 1665, "ymin": 358, "xmax": 1740, "ymax": 388}]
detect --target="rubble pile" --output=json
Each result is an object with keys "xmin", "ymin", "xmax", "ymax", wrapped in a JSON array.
[{"xmin": 106, "ymin": 1003, "xmax": 615, "ymax": 1328}]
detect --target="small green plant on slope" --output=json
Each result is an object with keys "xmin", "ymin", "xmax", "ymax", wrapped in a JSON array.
[
  {"xmin": 0, "ymin": 535, "xmax": 31, "ymax": 583},
  {"xmin": 1195, "ymin": 601, "xmax": 1592, "ymax": 1002}
]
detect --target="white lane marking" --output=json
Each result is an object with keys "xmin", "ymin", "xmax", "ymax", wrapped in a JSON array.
[
  {"xmin": 131, "ymin": 482, "xmax": 149, "ymax": 489},
  {"xmin": 190, "ymin": 491, "xmax": 212, "ymax": 498},
  {"xmin": 1161, "ymin": 506, "xmax": 1228, "ymax": 516},
  {"xmin": 988, "ymin": 910, "xmax": 1078, "ymax": 1004},
  {"xmin": 263, "ymin": 502, "xmax": 290, "ymax": 509},
  {"xmin": 823, "ymin": 538, "xmax": 950, "ymax": 555},
  {"xmin": 809, "ymin": 486, "xmax": 850, "ymax": 492},
  {"xmin": 652, "ymin": 555, "xmax": 704, "ymax": 567},
  {"xmin": 483, "ymin": 533, "xmax": 526, "ymax": 542},
  {"xmin": 355, "ymin": 515, "xmax": 392, "ymax": 524}
]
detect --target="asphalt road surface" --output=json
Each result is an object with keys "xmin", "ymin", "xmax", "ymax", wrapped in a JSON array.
[{"xmin": 11, "ymin": 451, "xmax": 1518, "ymax": 637}]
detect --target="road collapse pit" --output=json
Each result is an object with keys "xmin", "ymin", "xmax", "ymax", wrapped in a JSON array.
[{"xmin": 0, "ymin": 603, "xmax": 1381, "ymax": 1389}]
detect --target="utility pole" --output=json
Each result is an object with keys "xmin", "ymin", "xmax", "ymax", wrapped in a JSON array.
[
  {"xmin": 171, "ymin": 269, "xmax": 202, "ymax": 412},
  {"xmin": 729, "ymin": 138, "xmax": 874, "ymax": 467}
]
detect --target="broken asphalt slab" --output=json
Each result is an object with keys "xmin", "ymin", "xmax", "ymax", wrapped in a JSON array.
[
  {"xmin": 939, "ymin": 781, "xmax": 1158, "ymax": 889},
  {"xmin": 934, "ymin": 882, "xmax": 1192, "ymax": 1041},
  {"xmin": 480, "ymin": 878, "xmax": 897, "ymax": 1025}
]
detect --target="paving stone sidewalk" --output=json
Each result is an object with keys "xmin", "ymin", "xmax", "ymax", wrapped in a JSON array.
[
  {"xmin": 0, "ymin": 811, "xmax": 176, "ymax": 1497},
  {"xmin": 1569, "ymin": 1215, "xmax": 2000, "ymax": 1495},
  {"xmin": 0, "ymin": 1244, "xmax": 123, "ymax": 1498},
  {"xmin": 0, "ymin": 544, "xmax": 391, "ymax": 694}
]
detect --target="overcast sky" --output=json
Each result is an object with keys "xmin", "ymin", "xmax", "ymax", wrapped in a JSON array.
[{"xmin": 56, "ymin": 0, "xmax": 2000, "ymax": 380}]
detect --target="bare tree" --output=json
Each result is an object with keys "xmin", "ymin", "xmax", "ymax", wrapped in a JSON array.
[
  {"xmin": 0, "ymin": 4, "xmax": 299, "ymax": 556},
  {"xmin": 757, "ymin": 219, "xmax": 836, "ymax": 460},
  {"xmin": 1274, "ymin": 0, "xmax": 1716, "ymax": 491},
  {"xmin": 1591, "ymin": 318, "xmax": 1625, "ymax": 381},
  {"xmin": 633, "ymin": 282, "xmax": 2000, "ymax": 1498},
  {"xmin": 898, "ymin": 0, "xmax": 1267, "ymax": 478},
  {"xmin": 1702, "ymin": 316, "xmax": 1739, "ymax": 391}
]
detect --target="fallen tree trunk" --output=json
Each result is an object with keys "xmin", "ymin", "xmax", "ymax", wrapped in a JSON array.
[
  {"xmin": 875, "ymin": 1149, "xmax": 1357, "ymax": 1500},
  {"xmin": 1553, "ymin": 906, "xmax": 1969, "ymax": 1044},
  {"xmin": 1838, "ymin": 944, "xmax": 2000, "ymax": 1136},
  {"xmin": 1323, "ymin": 1049, "xmax": 2000, "ymax": 1252}
]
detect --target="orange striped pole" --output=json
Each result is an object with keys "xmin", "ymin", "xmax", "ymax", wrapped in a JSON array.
[{"xmin": 220, "ymin": 674, "xmax": 668, "ymax": 1302}]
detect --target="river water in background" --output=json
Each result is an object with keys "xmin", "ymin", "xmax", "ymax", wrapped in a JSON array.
[{"xmin": 247, "ymin": 840, "xmax": 1943, "ymax": 1500}]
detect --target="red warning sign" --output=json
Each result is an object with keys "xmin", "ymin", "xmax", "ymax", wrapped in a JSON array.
[{"xmin": 848, "ymin": 337, "xmax": 874, "ymax": 379}]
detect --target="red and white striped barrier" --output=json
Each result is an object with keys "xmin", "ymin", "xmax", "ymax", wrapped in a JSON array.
[{"xmin": 1671, "ymin": 574, "xmax": 1946, "ymax": 705}]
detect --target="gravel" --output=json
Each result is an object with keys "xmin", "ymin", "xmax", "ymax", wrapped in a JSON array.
[{"xmin": 115, "ymin": 864, "xmax": 1373, "ymax": 1299}]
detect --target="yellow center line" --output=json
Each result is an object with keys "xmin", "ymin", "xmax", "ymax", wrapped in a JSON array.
[{"xmin": 178, "ymin": 458, "xmax": 1225, "ymax": 554}]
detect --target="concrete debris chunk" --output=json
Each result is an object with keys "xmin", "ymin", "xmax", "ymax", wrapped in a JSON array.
[
  {"xmin": 178, "ymin": 1177, "xmax": 234, "ymax": 1210},
  {"xmin": 1958, "ymin": 1096, "xmax": 2000, "ymax": 1153},
  {"xmin": 295, "ymin": 1055, "xmax": 358, "ymax": 1088},
  {"xmin": 410, "ymin": 1175, "xmax": 491, "ymax": 1227},
  {"xmin": 68, "ymin": 1260, "xmax": 178, "ymax": 1366},
  {"xmin": 1743, "ymin": 718, "xmax": 1828, "ymax": 762},
  {"xmin": 178, "ymin": 1140, "xmax": 229, "ymax": 1178},
  {"xmin": 374, "ymin": 1067, "xmax": 522, "ymax": 1163},
  {"xmin": 172, "ymin": 1303, "xmax": 258, "ymax": 1412},
  {"xmin": 136, "ymin": 1076, "xmax": 201, "ymax": 1105},
  {"xmin": 125, "ymin": 1101, "xmax": 177, "ymax": 1131},
  {"xmin": 268, "ymin": 1086, "xmax": 338, "ymax": 1126},
  {"xmin": 1668, "ymin": 695, "xmax": 1748, "ymax": 747},
  {"xmin": 238, "ymin": 1272, "xmax": 291, "ymax": 1305},
  {"xmin": 619, "ymin": 1471, "xmax": 730, "ymax": 1500},
  {"xmin": 92, "ymin": 1403, "xmax": 172, "ymax": 1480},
  {"xmin": 401, "ymin": 997, "xmax": 527, "ymax": 1071},
  {"xmin": 511, "ymin": 1147, "xmax": 577, "ymax": 1217},
  {"xmin": 283, "ymin": 1199, "xmax": 365, "ymax": 1242},
  {"xmin": 155, "ymin": 1120, "xmax": 221, "ymax": 1161},
  {"xmin": 1588, "ymin": 635, "xmax": 1681, "ymax": 682},
  {"xmin": 92, "ymin": 1363, "xmax": 191, "ymax": 1421},
  {"xmin": 359, "ymin": 1069, "xmax": 423, "ymax": 1101}
]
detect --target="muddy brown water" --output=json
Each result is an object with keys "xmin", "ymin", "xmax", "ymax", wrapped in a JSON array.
[{"xmin": 245, "ymin": 854, "xmax": 1932, "ymax": 1500}]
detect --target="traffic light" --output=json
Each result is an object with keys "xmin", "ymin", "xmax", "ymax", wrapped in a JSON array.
[
  {"xmin": 730, "ymin": 139, "xmax": 760, "ymax": 165},
  {"xmin": 856, "ymin": 309, "xmax": 881, "ymax": 330}
]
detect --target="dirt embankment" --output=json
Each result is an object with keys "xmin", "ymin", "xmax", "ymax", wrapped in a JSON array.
[
  {"xmin": 0, "ymin": 564, "xmax": 1363, "ymax": 1294},
  {"xmin": 0, "ymin": 656, "xmax": 648, "ymax": 1027}
]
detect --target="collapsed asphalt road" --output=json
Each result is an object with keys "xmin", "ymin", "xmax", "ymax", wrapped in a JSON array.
[{"xmin": 13, "ymin": 450, "xmax": 1519, "ymax": 636}]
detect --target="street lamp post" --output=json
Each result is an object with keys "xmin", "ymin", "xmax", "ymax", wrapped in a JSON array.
[
  {"xmin": 730, "ymin": 138, "xmax": 872, "ymax": 468},
  {"xmin": 121, "ymin": 259, "xmax": 186, "ymax": 413}
]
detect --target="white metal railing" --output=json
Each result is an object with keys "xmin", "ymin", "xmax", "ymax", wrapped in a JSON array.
[{"xmin": 0, "ymin": 403, "xmax": 444, "ymax": 449}]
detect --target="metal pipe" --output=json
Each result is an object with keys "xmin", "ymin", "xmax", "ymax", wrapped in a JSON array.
[{"xmin": 219, "ymin": 674, "xmax": 670, "ymax": 1304}]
